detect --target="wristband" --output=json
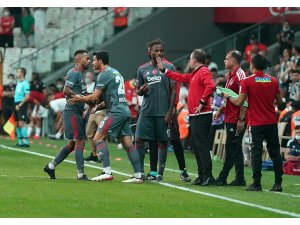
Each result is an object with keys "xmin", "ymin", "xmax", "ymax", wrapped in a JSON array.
[{"xmin": 161, "ymin": 67, "xmax": 166, "ymax": 73}]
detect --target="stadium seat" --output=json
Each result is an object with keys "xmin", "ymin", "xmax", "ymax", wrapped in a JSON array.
[
  {"xmin": 46, "ymin": 7, "xmax": 61, "ymax": 27},
  {"xmin": 21, "ymin": 48, "xmax": 37, "ymax": 59},
  {"xmin": 75, "ymin": 8, "xmax": 92, "ymax": 21},
  {"xmin": 4, "ymin": 47, "xmax": 21, "ymax": 61},
  {"xmin": 91, "ymin": 9, "xmax": 107, "ymax": 20},
  {"xmin": 61, "ymin": 7, "xmax": 76, "ymax": 19},
  {"xmin": 35, "ymin": 48, "xmax": 53, "ymax": 74},
  {"xmin": 71, "ymin": 37, "xmax": 88, "ymax": 56},
  {"xmin": 53, "ymin": 47, "xmax": 71, "ymax": 63}
]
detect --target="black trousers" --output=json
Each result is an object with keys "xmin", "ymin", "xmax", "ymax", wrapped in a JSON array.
[
  {"xmin": 189, "ymin": 113, "xmax": 213, "ymax": 179},
  {"xmin": 218, "ymin": 123, "xmax": 245, "ymax": 182},
  {"xmin": 249, "ymin": 124, "xmax": 283, "ymax": 185}
]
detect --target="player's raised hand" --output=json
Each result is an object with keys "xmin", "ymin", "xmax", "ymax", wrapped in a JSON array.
[
  {"xmin": 139, "ymin": 83, "xmax": 149, "ymax": 95},
  {"xmin": 156, "ymin": 57, "xmax": 164, "ymax": 71}
]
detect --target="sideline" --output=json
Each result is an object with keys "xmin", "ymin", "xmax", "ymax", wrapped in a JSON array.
[{"xmin": 1, "ymin": 144, "xmax": 300, "ymax": 218}]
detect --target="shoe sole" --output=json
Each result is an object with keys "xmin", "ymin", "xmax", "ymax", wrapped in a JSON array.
[{"xmin": 91, "ymin": 177, "xmax": 113, "ymax": 182}]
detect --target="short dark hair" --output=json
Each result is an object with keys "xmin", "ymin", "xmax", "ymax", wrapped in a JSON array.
[
  {"xmin": 74, "ymin": 49, "xmax": 88, "ymax": 58},
  {"xmin": 93, "ymin": 50, "xmax": 109, "ymax": 65},
  {"xmin": 290, "ymin": 69, "xmax": 300, "ymax": 74},
  {"xmin": 17, "ymin": 67, "xmax": 26, "ymax": 77},
  {"xmin": 147, "ymin": 39, "xmax": 165, "ymax": 50},
  {"xmin": 228, "ymin": 50, "xmax": 242, "ymax": 64},
  {"xmin": 293, "ymin": 46, "xmax": 300, "ymax": 54},
  {"xmin": 7, "ymin": 73, "xmax": 14, "ymax": 78},
  {"xmin": 192, "ymin": 49, "xmax": 207, "ymax": 64},
  {"xmin": 251, "ymin": 54, "xmax": 266, "ymax": 71}
]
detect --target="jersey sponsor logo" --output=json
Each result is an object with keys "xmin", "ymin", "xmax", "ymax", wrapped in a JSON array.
[
  {"xmin": 146, "ymin": 76, "xmax": 162, "ymax": 83},
  {"xmin": 255, "ymin": 77, "xmax": 271, "ymax": 83}
]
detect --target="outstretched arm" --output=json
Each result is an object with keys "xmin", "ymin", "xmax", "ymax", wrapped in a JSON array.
[{"xmin": 69, "ymin": 89, "xmax": 103, "ymax": 104}]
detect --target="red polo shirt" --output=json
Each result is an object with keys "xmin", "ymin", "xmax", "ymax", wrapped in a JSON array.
[
  {"xmin": 124, "ymin": 80, "xmax": 138, "ymax": 118},
  {"xmin": 224, "ymin": 67, "xmax": 246, "ymax": 123},
  {"xmin": 0, "ymin": 16, "xmax": 14, "ymax": 35},
  {"xmin": 240, "ymin": 71, "xmax": 279, "ymax": 126}
]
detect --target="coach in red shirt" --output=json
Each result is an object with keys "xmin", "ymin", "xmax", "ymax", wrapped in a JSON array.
[
  {"xmin": 214, "ymin": 50, "xmax": 247, "ymax": 186},
  {"xmin": 157, "ymin": 49, "xmax": 215, "ymax": 186},
  {"xmin": 227, "ymin": 54, "xmax": 283, "ymax": 192}
]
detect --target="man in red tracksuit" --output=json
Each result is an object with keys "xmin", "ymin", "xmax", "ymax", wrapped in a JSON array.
[{"xmin": 157, "ymin": 49, "xmax": 215, "ymax": 186}]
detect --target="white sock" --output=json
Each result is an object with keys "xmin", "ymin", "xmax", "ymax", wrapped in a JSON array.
[
  {"xmin": 134, "ymin": 172, "xmax": 142, "ymax": 179},
  {"xmin": 27, "ymin": 127, "xmax": 33, "ymax": 137},
  {"xmin": 55, "ymin": 132, "xmax": 62, "ymax": 139},
  {"xmin": 77, "ymin": 173, "xmax": 84, "ymax": 178},
  {"xmin": 103, "ymin": 167, "xmax": 112, "ymax": 174},
  {"xmin": 48, "ymin": 163, "xmax": 55, "ymax": 170},
  {"xmin": 35, "ymin": 127, "xmax": 41, "ymax": 136}
]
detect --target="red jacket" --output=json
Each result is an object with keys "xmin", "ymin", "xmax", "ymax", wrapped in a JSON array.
[{"xmin": 165, "ymin": 66, "xmax": 214, "ymax": 116}]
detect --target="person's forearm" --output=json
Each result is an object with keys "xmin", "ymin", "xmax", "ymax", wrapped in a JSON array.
[
  {"xmin": 18, "ymin": 94, "xmax": 30, "ymax": 107},
  {"xmin": 239, "ymin": 106, "xmax": 247, "ymax": 121}
]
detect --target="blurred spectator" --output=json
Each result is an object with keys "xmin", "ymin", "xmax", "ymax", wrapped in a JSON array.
[
  {"xmin": 243, "ymin": 33, "xmax": 267, "ymax": 64},
  {"xmin": 210, "ymin": 68, "xmax": 218, "ymax": 81},
  {"xmin": 277, "ymin": 48, "xmax": 292, "ymax": 99},
  {"xmin": 0, "ymin": 8, "xmax": 15, "ymax": 47},
  {"xmin": 41, "ymin": 96, "xmax": 66, "ymax": 140},
  {"xmin": 285, "ymin": 125, "xmax": 300, "ymax": 161},
  {"xmin": 176, "ymin": 98, "xmax": 190, "ymax": 150},
  {"xmin": 54, "ymin": 78, "xmax": 65, "ymax": 99},
  {"xmin": 291, "ymin": 45, "xmax": 300, "ymax": 71},
  {"xmin": 113, "ymin": 7, "xmax": 129, "ymax": 35},
  {"xmin": 84, "ymin": 71, "xmax": 95, "ymax": 93},
  {"xmin": 33, "ymin": 8, "xmax": 47, "ymax": 48},
  {"xmin": 27, "ymin": 88, "xmax": 45, "ymax": 139},
  {"xmin": 291, "ymin": 101, "xmax": 300, "ymax": 136},
  {"xmin": 21, "ymin": 7, "xmax": 34, "ymax": 48},
  {"xmin": 205, "ymin": 54, "xmax": 218, "ymax": 71},
  {"xmin": 48, "ymin": 83, "xmax": 58, "ymax": 95},
  {"xmin": 179, "ymin": 83, "xmax": 188, "ymax": 104},
  {"xmin": 124, "ymin": 77, "xmax": 139, "ymax": 131},
  {"xmin": 2, "ymin": 73, "xmax": 16, "ymax": 122},
  {"xmin": 277, "ymin": 19, "xmax": 295, "ymax": 57},
  {"xmin": 208, "ymin": 80, "xmax": 225, "ymax": 152},
  {"xmin": 286, "ymin": 70, "xmax": 300, "ymax": 101},
  {"xmin": 30, "ymin": 72, "xmax": 47, "ymax": 95}
]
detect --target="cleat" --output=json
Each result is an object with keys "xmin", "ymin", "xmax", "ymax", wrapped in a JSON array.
[
  {"xmin": 228, "ymin": 179, "xmax": 246, "ymax": 186},
  {"xmin": 122, "ymin": 176, "xmax": 144, "ymax": 183},
  {"xmin": 145, "ymin": 173, "xmax": 156, "ymax": 181},
  {"xmin": 246, "ymin": 183, "xmax": 262, "ymax": 191},
  {"xmin": 43, "ymin": 164, "xmax": 56, "ymax": 179},
  {"xmin": 270, "ymin": 184, "xmax": 282, "ymax": 192},
  {"xmin": 91, "ymin": 172, "xmax": 113, "ymax": 181},
  {"xmin": 32, "ymin": 135, "xmax": 40, "ymax": 140},
  {"xmin": 16, "ymin": 143, "xmax": 24, "ymax": 147},
  {"xmin": 22, "ymin": 144, "xmax": 30, "ymax": 148},
  {"xmin": 84, "ymin": 153, "xmax": 98, "ymax": 163},
  {"xmin": 77, "ymin": 174, "xmax": 90, "ymax": 181},
  {"xmin": 180, "ymin": 169, "xmax": 191, "ymax": 182},
  {"xmin": 156, "ymin": 175, "xmax": 163, "ymax": 182}
]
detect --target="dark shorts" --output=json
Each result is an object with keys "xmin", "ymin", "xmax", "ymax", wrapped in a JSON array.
[
  {"xmin": 288, "ymin": 150, "xmax": 300, "ymax": 157},
  {"xmin": 97, "ymin": 114, "xmax": 132, "ymax": 139},
  {"xmin": 63, "ymin": 110, "xmax": 86, "ymax": 140},
  {"xmin": 14, "ymin": 102, "xmax": 28, "ymax": 122},
  {"xmin": 135, "ymin": 114, "xmax": 169, "ymax": 142}
]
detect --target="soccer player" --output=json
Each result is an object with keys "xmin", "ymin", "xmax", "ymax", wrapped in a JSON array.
[
  {"xmin": 135, "ymin": 39, "xmax": 176, "ymax": 182},
  {"xmin": 226, "ymin": 54, "xmax": 283, "ymax": 192},
  {"xmin": 14, "ymin": 67, "xmax": 30, "ymax": 147},
  {"xmin": 43, "ymin": 49, "xmax": 91, "ymax": 180},
  {"xmin": 70, "ymin": 50, "xmax": 143, "ymax": 183}
]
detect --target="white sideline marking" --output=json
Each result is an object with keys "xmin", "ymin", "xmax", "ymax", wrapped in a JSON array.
[{"xmin": 1, "ymin": 144, "xmax": 300, "ymax": 218}]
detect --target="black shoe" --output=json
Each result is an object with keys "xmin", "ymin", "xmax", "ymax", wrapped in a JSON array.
[
  {"xmin": 192, "ymin": 176, "xmax": 203, "ymax": 185},
  {"xmin": 16, "ymin": 143, "xmax": 24, "ymax": 147},
  {"xmin": 145, "ymin": 173, "xmax": 156, "ymax": 181},
  {"xmin": 43, "ymin": 164, "xmax": 56, "ymax": 179},
  {"xmin": 180, "ymin": 169, "xmax": 191, "ymax": 182},
  {"xmin": 215, "ymin": 178, "xmax": 227, "ymax": 186},
  {"xmin": 22, "ymin": 144, "xmax": 30, "ymax": 148},
  {"xmin": 228, "ymin": 179, "xmax": 246, "ymax": 186},
  {"xmin": 156, "ymin": 175, "xmax": 163, "ymax": 182},
  {"xmin": 270, "ymin": 184, "xmax": 282, "ymax": 192},
  {"xmin": 246, "ymin": 183, "xmax": 262, "ymax": 191},
  {"xmin": 201, "ymin": 176, "xmax": 216, "ymax": 186},
  {"xmin": 77, "ymin": 174, "xmax": 90, "ymax": 181},
  {"xmin": 84, "ymin": 154, "xmax": 98, "ymax": 163}
]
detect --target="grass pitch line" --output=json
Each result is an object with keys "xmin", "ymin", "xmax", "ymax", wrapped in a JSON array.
[{"xmin": 1, "ymin": 144, "xmax": 300, "ymax": 218}]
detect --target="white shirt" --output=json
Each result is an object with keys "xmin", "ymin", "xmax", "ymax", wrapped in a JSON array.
[{"xmin": 50, "ymin": 98, "xmax": 67, "ymax": 113}]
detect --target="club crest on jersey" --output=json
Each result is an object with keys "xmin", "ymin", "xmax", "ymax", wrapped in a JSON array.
[
  {"xmin": 152, "ymin": 69, "xmax": 157, "ymax": 74},
  {"xmin": 255, "ymin": 77, "xmax": 271, "ymax": 83}
]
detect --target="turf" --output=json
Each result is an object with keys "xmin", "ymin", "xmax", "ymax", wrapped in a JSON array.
[{"xmin": 0, "ymin": 135, "xmax": 300, "ymax": 218}]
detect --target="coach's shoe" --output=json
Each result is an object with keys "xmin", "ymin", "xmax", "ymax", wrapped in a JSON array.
[
  {"xmin": 228, "ymin": 179, "xmax": 246, "ymax": 186},
  {"xmin": 145, "ymin": 173, "xmax": 157, "ymax": 181},
  {"xmin": 246, "ymin": 183, "xmax": 262, "ymax": 192},
  {"xmin": 269, "ymin": 184, "xmax": 282, "ymax": 192},
  {"xmin": 22, "ymin": 144, "xmax": 30, "ymax": 148},
  {"xmin": 215, "ymin": 178, "xmax": 227, "ymax": 186},
  {"xmin": 84, "ymin": 153, "xmax": 98, "ymax": 163},
  {"xmin": 16, "ymin": 143, "xmax": 23, "ymax": 147},
  {"xmin": 192, "ymin": 177, "xmax": 203, "ymax": 185},
  {"xmin": 200, "ymin": 176, "xmax": 216, "ymax": 186},
  {"xmin": 91, "ymin": 172, "xmax": 113, "ymax": 182},
  {"xmin": 43, "ymin": 164, "xmax": 56, "ymax": 179},
  {"xmin": 156, "ymin": 175, "xmax": 163, "ymax": 182},
  {"xmin": 77, "ymin": 174, "xmax": 90, "ymax": 181},
  {"xmin": 122, "ymin": 176, "xmax": 144, "ymax": 183},
  {"xmin": 180, "ymin": 169, "xmax": 191, "ymax": 182}
]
